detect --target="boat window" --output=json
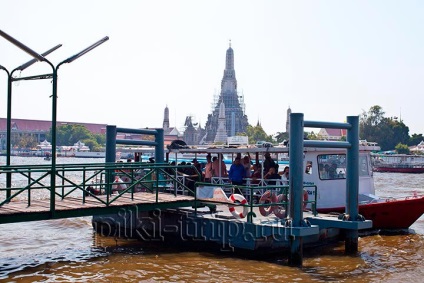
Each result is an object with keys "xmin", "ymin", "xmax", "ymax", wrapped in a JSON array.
[
  {"xmin": 359, "ymin": 155, "xmax": 369, "ymax": 176},
  {"xmin": 305, "ymin": 161, "xmax": 312, "ymax": 175},
  {"xmin": 317, "ymin": 154, "xmax": 346, "ymax": 180}
]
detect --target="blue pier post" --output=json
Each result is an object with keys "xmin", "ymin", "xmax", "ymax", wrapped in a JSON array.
[
  {"xmin": 288, "ymin": 113, "xmax": 305, "ymax": 266},
  {"xmin": 106, "ymin": 125, "xmax": 117, "ymax": 195},
  {"xmin": 345, "ymin": 116, "xmax": 360, "ymax": 253},
  {"xmin": 155, "ymin": 128, "xmax": 164, "ymax": 164}
]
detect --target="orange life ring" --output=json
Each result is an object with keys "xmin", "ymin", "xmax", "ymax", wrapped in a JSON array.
[
  {"xmin": 274, "ymin": 193, "xmax": 287, "ymax": 218},
  {"xmin": 274, "ymin": 190, "xmax": 308, "ymax": 217},
  {"xmin": 259, "ymin": 190, "xmax": 278, "ymax": 216},
  {"xmin": 228, "ymin": 194, "xmax": 249, "ymax": 218}
]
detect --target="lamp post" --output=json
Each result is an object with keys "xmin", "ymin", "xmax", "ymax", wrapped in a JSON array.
[
  {"xmin": 0, "ymin": 29, "xmax": 108, "ymax": 211},
  {"xmin": 50, "ymin": 36, "xmax": 109, "ymax": 178},
  {"xmin": 0, "ymin": 42, "xmax": 62, "ymax": 199}
]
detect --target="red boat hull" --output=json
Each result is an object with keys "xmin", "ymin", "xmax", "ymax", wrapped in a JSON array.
[
  {"xmin": 373, "ymin": 167, "xmax": 424, "ymax": 173},
  {"xmin": 317, "ymin": 196, "xmax": 424, "ymax": 229}
]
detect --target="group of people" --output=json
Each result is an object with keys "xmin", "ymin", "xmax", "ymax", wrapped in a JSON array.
[
  {"xmin": 162, "ymin": 152, "xmax": 291, "ymax": 189},
  {"xmin": 319, "ymin": 162, "xmax": 344, "ymax": 179},
  {"xmin": 228, "ymin": 152, "xmax": 289, "ymax": 187},
  {"xmin": 203, "ymin": 154, "xmax": 228, "ymax": 182}
]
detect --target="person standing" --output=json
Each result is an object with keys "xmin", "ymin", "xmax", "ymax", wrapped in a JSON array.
[
  {"xmin": 212, "ymin": 154, "xmax": 228, "ymax": 178},
  {"xmin": 228, "ymin": 157, "xmax": 246, "ymax": 186},
  {"xmin": 242, "ymin": 155, "xmax": 252, "ymax": 179},
  {"xmin": 204, "ymin": 154, "xmax": 213, "ymax": 182}
]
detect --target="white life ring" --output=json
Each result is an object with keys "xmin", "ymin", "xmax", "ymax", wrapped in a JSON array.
[
  {"xmin": 274, "ymin": 193, "xmax": 287, "ymax": 219},
  {"xmin": 112, "ymin": 176, "xmax": 127, "ymax": 191},
  {"xmin": 259, "ymin": 190, "xmax": 278, "ymax": 216},
  {"xmin": 228, "ymin": 194, "xmax": 249, "ymax": 219}
]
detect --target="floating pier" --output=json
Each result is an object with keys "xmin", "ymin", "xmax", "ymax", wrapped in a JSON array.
[{"xmin": 0, "ymin": 114, "xmax": 372, "ymax": 267}]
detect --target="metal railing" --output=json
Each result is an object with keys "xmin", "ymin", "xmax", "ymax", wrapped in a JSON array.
[
  {"xmin": 0, "ymin": 162, "xmax": 200, "ymax": 208},
  {"xmin": 194, "ymin": 181, "xmax": 318, "ymax": 222}
]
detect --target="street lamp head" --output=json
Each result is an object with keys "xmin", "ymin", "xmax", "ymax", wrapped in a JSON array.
[
  {"xmin": 0, "ymin": 65, "xmax": 10, "ymax": 76},
  {"xmin": 15, "ymin": 44, "xmax": 62, "ymax": 71},
  {"xmin": 0, "ymin": 29, "xmax": 45, "ymax": 62},
  {"xmin": 61, "ymin": 36, "xmax": 109, "ymax": 64}
]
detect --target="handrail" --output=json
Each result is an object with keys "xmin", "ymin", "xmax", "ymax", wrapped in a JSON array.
[
  {"xmin": 193, "ymin": 181, "xmax": 318, "ymax": 222},
  {"xmin": 0, "ymin": 162, "xmax": 200, "ymax": 208}
]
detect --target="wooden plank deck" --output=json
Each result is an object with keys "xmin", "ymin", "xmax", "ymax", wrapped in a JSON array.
[{"xmin": 0, "ymin": 192, "xmax": 196, "ymax": 224}]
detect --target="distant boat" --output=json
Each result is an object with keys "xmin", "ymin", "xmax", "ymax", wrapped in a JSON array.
[
  {"xmin": 73, "ymin": 151, "xmax": 105, "ymax": 158},
  {"xmin": 371, "ymin": 153, "xmax": 424, "ymax": 173}
]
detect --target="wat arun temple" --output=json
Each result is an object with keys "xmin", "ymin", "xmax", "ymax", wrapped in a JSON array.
[{"xmin": 163, "ymin": 43, "xmax": 249, "ymax": 145}]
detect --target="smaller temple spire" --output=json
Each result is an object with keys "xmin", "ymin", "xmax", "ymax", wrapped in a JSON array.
[
  {"xmin": 285, "ymin": 106, "xmax": 291, "ymax": 134},
  {"xmin": 163, "ymin": 105, "xmax": 170, "ymax": 133},
  {"xmin": 214, "ymin": 102, "xmax": 228, "ymax": 143}
]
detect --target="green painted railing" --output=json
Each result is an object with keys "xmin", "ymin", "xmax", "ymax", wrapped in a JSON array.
[
  {"xmin": 194, "ymin": 182, "xmax": 317, "ymax": 222},
  {"xmin": 0, "ymin": 162, "xmax": 201, "ymax": 208}
]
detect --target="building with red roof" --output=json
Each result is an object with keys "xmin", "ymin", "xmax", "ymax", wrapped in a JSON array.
[{"xmin": 317, "ymin": 128, "xmax": 347, "ymax": 140}]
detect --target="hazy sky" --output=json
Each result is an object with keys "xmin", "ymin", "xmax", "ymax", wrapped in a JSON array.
[{"xmin": 1, "ymin": 1, "xmax": 423, "ymax": 137}]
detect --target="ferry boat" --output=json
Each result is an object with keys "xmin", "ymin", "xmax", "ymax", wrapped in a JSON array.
[
  {"xmin": 371, "ymin": 153, "xmax": 424, "ymax": 173},
  {"xmin": 164, "ymin": 142, "xmax": 424, "ymax": 230},
  {"xmin": 92, "ymin": 118, "xmax": 424, "ymax": 258}
]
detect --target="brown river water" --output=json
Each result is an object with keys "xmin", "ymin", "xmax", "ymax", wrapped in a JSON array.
[{"xmin": 0, "ymin": 157, "xmax": 423, "ymax": 282}]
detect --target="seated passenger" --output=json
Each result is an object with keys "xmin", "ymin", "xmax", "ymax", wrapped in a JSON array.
[
  {"xmin": 280, "ymin": 166, "xmax": 289, "ymax": 185},
  {"xmin": 264, "ymin": 167, "xmax": 281, "ymax": 185},
  {"xmin": 250, "ymin": 163, "xmax": 262, "ymax": 185},
  {"xmin": 328, "ymin": 163, "xmax": 338, "ymax": 179}
]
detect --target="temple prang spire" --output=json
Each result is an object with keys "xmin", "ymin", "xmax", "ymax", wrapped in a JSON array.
[{"xmin": 205, "ymin": 43, "xmax": 249, "ymax": 143}]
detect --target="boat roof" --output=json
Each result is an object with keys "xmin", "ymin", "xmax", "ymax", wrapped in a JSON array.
[{"xmin": 167, "ymin": 141, "xmax": 380, "ymax": 155}]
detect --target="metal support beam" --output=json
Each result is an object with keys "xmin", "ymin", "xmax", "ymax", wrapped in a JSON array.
[
  {"xmin": 288, "ymin": 113, "xmax": 304, "ymax": 266},
  {"xmin": 345, "ymin": 116, "xmax": 360, "ymax": 253}
]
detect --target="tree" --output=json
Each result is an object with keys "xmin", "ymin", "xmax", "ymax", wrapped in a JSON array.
[
  {"xmin": 94, "ymin": 133, "xmax": 106, "ymax": 146},
  {"xmin": 305, "ymin": 131, "xmax": 319, "ymax": 140},
  {"xmin": 46, "ymin": 124, "xmax": 104, "ymax": 150},
  {"xmin": 360, "ymin": 105, "xmax": 410, "ymax": 151},
  {"xmin": 275, "ymin": 132, "xmax": 289, "ymax": 143},
  {"xmin": 83, "ymin": 138, "xmax": 102, "ymax": 151},
  {"xmin": 409, "ymin": 134, "xmax": 424, "ymax": 146},
  {"xmin": 395, "ymin": 143, "xmax": 410, "ymax": 154},
  {"xmin": 246, "ymin": 124, "xmax": 273, "ymax": 144},
  {"xmin": 16, "ymin": 133, "xmax": 38, "ymax": 149}
]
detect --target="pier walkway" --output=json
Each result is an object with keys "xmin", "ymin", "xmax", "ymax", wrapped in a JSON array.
[{"xmin": 0, "ymin": 162, "xmax": 198, "ymax": 224}]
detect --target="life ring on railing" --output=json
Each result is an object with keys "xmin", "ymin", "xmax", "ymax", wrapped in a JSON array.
[
  {"xmin": 259, "ymin": 190, "xmax": 278, "ymax": 216},
  {"xmin": 274, "ymin": 193, "xmax": 287, "ymax": 219},
  {"xmin": 112, "ymin": 176, "xmax": 127, "ymax": 191},
  {"xmin": 273, "ymin": 190, "xmax": 309, "ymax": 218},
  {"xmin": 228, "ymin": 194, "xmax": 249, "ymax": 219}
]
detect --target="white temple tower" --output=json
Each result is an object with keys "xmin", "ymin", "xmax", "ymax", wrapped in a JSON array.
[
  {"xmin": 285, "ymin": 106, "xmax": 291, "ymax": 134},
  {"xmin": 214, "ymin": 102, "xmax": 228, "ymax": 143},
  {"xmin": 163, "ymin": 105, "xmax": 170, "ymax": 134}
]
